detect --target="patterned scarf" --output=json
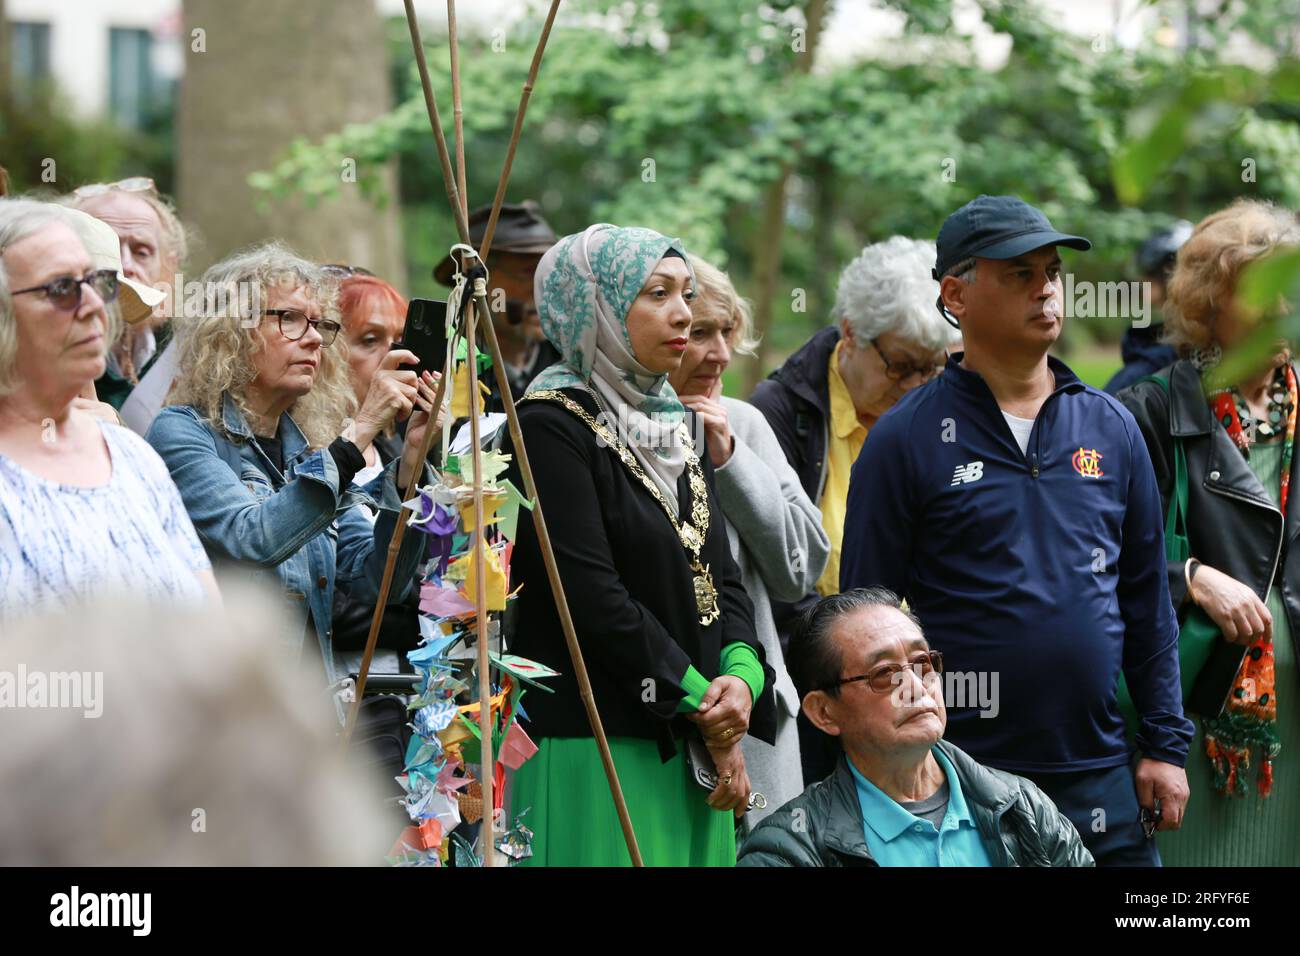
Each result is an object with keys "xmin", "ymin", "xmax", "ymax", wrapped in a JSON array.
[
  {"xmin": 527, "ymin": 224, "xmax": 693, "ymax": 511},
  {"xmin": 1201, "ymin": 360, "xmax": 1295, "ymax": 797}
]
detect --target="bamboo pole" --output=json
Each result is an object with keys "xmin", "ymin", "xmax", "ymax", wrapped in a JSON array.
[
  {"xmin": 343, "ymin": 2, "xmax": 472, "ymax": 748},
  {"xmin": 477, "ymin": 0, "xmax": 561, "ymax": 261},
  {"xmin": 464, "ymin": 275, "xmax": 494, "ymax": 865},
  {"xmin": 390, "ymin": 0, "xmax": 645, "ymax": 866},
  {"xmin": 448, "ymin": 1, "xmax": 468, "ymax": 224}
]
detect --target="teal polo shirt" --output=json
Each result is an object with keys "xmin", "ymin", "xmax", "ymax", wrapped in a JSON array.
[{"xmin": 846, "ymin": 746, "xmax": 994, "ymax": 867}]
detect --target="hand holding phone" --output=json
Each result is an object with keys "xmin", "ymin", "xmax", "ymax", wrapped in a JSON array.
[
  {"xmin": 349, "ymin": 349, "xmax": 419, "ymax": 448},
  {"xmin": 395, "ymin": 298, "xmax": 449, "ymax": 378}
]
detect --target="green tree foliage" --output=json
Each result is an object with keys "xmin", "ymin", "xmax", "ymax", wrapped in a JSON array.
[
  {"xmin": 1112, "ymin": 45, "xmax": 1300, "ymax": 382},
  {"xmin": 0, "ymin": 82, "xmax": 175, "ymax": 197},
  {"xmin": 251, "ymin": 0, "xmax": 1300, "ymax": 378}
]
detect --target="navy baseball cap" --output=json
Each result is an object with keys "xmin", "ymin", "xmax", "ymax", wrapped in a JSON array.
[{"xmin": 932, "ymin": 195, "xmax": 1091, "ymax": 281}]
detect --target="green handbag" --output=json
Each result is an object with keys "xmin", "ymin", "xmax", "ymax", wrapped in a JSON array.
[{"xmin": 1117, "ymin": 376, "xmax": 1221, "ymax": 731}]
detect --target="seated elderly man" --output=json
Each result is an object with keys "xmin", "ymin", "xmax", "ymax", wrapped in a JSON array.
[{"xmin": 738, "ymin": 588, "xmax": 1092, "ymax": 867}]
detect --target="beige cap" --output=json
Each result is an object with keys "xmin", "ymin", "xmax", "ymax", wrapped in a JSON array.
[{"xmin": 59, "ymin": 206, "xmax": 167, "ymax": 325}]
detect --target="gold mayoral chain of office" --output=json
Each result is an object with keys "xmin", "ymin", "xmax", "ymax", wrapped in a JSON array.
[{"xmin": 525, "ymin": 388, "xmax": 721, "ymax": 626}]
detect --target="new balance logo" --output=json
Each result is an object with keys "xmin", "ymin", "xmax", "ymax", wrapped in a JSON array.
[{"xmin": 951, "ymin": 461, "xmax": 984, "ymax": 485}]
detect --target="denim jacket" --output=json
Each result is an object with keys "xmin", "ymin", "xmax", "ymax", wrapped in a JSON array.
[{"xmin": 146, "ymin": 392, "xmax": 428, "ymax": 683}]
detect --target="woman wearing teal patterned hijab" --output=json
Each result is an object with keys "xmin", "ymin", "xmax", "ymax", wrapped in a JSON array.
[
  {"xmin": 528, "ymin": 223, "xmax": 694, "ymax": 510},
  {"xmin": 506, "ymin": 222, "xmax": 776, "ymax": 866}
]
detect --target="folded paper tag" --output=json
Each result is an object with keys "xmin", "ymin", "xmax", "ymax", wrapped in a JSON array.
[
  {"xmin": 463, "ymin": 542, "xmax": 507, "ymax": 611},
  {"xmin": 497, "ymin": 721, "xmax": 539, "ymax": 771},
  {"xmin": 449, "ymin": 363, "xmax": 491, "ymax": 419},
  {"xmin": 449, "ymin": 413, "xmax": 509, "ymax": 456},
  {"xmin": 497, "ymin": 478, "xmax": 534, "ymax": 542},
  {"xmin": 458, "ymin": 490, "xmax": 507, "ymax": 533},
  {"xmin": 418, "ymin": 584, "xmax": 477, "ymax": 618}
]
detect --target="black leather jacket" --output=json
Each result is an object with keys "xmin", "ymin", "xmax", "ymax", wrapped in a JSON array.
[
  {"xmin": 1118, "ymin": 359, "xmax": 1299, "ymax": 715},
  {"xmin": 737, "ymin": 741, "xmax": 1094, "ymax": 867}
]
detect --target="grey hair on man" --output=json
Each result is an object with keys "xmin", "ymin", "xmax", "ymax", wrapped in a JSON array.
[
  {"xmin": 788, "ymin": 586, "xmax": 923, "ymax": 700},
  {"xmin": 832, "ymin": 236, "xmax": 961, "ymax": 350},
  {"xmin": 943, "ymin": 257, "xmax": 978, "ymax": 284}
]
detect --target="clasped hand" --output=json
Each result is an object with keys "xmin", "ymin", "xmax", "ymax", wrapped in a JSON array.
[{"xmin": 688, "ymin": 675, "xmax": 753, "ymax": 816}]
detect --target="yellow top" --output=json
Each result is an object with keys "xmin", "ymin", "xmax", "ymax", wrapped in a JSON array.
[{"xmin": 816, "ymin": 340, "xmax": 869, "ymax": 596}]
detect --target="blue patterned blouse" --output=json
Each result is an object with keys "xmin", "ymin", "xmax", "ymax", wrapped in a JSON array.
[{"xmin": 0, "ymin": 420, "xmax": 210, "ymax": 620}]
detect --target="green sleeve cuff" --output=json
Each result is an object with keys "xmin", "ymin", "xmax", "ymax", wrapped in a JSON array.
[
  {"xmin": 675, "ymin": 645, "xmax": 764, "ymax": 714},
  {"xmin": 676, "ymin": 664, "xmax": 712, "ymax": 713},
  {"xmin": 721, "ymin": 642, "xmax": 764, "ymax": 705}
]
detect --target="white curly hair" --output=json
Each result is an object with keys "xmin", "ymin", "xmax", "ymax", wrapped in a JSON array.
[{"xmin": 832, "ymin": 236, "xmax": 960, "ymax": 350}]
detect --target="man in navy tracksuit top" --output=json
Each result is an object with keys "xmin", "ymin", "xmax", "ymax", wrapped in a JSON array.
[{"xmin": 840, "ymin": 196, "xmax": 1194, "ymax": 866}]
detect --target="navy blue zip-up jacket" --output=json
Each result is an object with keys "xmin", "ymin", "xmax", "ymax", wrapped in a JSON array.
[
  {"xmin": 1103, "ymin": 324, "xmax": 1177, "ymax": 395},
  {"xmin": 840, "ymin": 353, "xmax": 1193, "ymax": 774}
]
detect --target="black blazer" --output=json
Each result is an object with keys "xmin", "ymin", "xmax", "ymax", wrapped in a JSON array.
[
  {"xmin": 502, "ymin": 387, "xmax": 777, "ymax": 759},
  {"xmin": 1118, "ymin": 359, "xmax": 1300, "ymax": 715}
]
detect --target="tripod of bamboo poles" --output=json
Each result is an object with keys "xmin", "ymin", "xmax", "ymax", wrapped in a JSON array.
[{"xmin": 342, "ymin": 0, "xmax": 644, "ymax": 868}]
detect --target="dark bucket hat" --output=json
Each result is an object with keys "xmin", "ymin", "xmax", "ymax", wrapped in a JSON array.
[{"xmin": 433, "ymin": 200, "xmax": 558, "ymax": 286}]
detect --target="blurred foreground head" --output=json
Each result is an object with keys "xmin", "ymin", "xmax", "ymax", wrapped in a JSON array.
[{"xmin": 0, "ymin": 584, "xmax": 389, "ymax": 865}]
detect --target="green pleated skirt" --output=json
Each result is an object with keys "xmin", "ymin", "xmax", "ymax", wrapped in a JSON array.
[{"xmin": 511, "ymin": 736, "xmax": 738, "ymax": 867}]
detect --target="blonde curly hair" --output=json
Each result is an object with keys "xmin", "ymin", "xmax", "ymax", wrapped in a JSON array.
[
  {"xmin": 1164, "ymin": 199, "xmax": 1300, "ymax": 354},
  {"xmin": 166, "ymin": 241, "xmax": 355, "ymax": 449}
]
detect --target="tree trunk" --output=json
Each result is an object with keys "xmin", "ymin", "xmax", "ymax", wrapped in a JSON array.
[
  {"xmin": 744, "ymin": 174, "xmax": 793, "ymax": 395},
  {"xmin": 178, "ymin": 0, "xmax": 404, "ymax": 282},
  {"xmin": 808, "ymin": 155, "xmax": 837, "ymax": 334},
  {"xmin": 742, "ymin": 0, "xmax": 828, "ymax": 396}
]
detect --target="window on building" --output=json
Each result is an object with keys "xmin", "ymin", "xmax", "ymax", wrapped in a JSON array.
[
  {"xmin": 109, "ymin": 27, "xmax": 158, "ymax": 129},
  {"xmin": 10, "ymin": 21, "xmax": 52, "ymax": 84}
]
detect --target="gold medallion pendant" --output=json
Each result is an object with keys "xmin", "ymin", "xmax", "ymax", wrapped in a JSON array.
[
  {"xmin": 693, "ymin": 564, "xmax": 720, "ymax": 626},
  {"xmin": 529, "ymin": 389, "xmax": 723, "ymax": 627},
  {"xmin": 680, "ymin": 522, "xmax": 703, "ymax": 552}
]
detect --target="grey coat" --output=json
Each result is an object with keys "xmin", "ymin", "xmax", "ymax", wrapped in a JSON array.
[{"xmin": 714, "ymin": 397, "xmax": 830, "ymax": 829}]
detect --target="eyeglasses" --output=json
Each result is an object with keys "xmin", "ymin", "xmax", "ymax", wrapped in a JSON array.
[
  {"xmin": 822, "ymin": 649, "xmax": 944, "ymax": 694},
  {"xmin": 263, "ymin": 308, "xmax": 342, "ymax": 347},
  {"xmin": 11, "ymin": 269, "xmax": 120, "ymax": 311},
  {"xmin": 870, "ymin": 339, "xmax": 945, "ymax": 384},
  {"xmin": 319, "ymin": 263, "xmax": 375, "ymax": 279},
  {"xmin": 72, "ymin": 177, "xmax": 157, "ymax": 200}
]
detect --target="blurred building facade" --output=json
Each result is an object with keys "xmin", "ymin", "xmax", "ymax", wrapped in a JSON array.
[
  {"xmin": 6, "ymin": 1, "xmax": 1271, "ymax": 123},
  {"xmin": 4, "ymin": 0, "xmax": 525, "ymax": 126},
  {"xmin": 6, "ymin": 0, "xmax": 181, "ymax": 128},
  {"xmin": 2, "ymin": 0, "xmax": 526, "ymax": 280}
]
